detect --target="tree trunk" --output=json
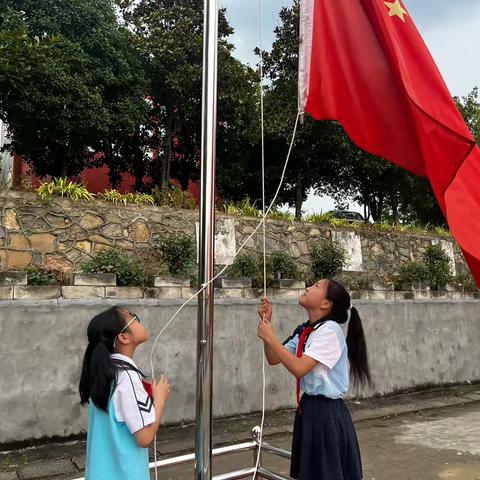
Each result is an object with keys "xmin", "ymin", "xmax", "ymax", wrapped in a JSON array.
[
  {"xmin": 162, "ymin": 107, "xmax": 173, "ymax": 186},
  {"xmin": 391, "ymin": 191, "xmax": 399, "ymax": 225}
]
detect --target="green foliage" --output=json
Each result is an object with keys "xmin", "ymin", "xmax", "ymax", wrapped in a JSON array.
[
  {"xmin": 268, "ymin": 208, "xmax": 295, "ymax": 221},
  {"xmin": 100, "ymin": 189, "xmax": 154, "ymax": 206},
  {"xmin": 453, "ymin": 271, "xmax": 478, "ymax": 292},
  {"xmin": 268, "ymin": 251, "xmax": 300, "ymax": 280},
  {"xmin": 24, "ymin": 265, "xmax": 62, "ymax": 285},
  {"xmin": 152, "ymin": 184, "xmax": 196, "ymax": 210},
  {"xmin": 222, "ymin": 198, "xmax": 261, "ymax": 217},
  {"xmin": 455, "ymin": 87, "xmax": 480, "ymax": 144},
  {"xmin": 1, "ymin": 0, "xmax": 148, "ymax": 177},
  {"xmin": 398, "ymin": 262, "xmax": 430, "ymax": 285},
  {"xmin": 154, "ymin": 234, "xmax": 195, "ymax": 275},
  {"xmin": 37, "ymin": 178, "xmax": 94, "ymax": 201},
  {"xmin": 310, "ymin": 240, "xmax": 347, "ymax": 281},
  {"xmin": 228, "ymin": 253, "xmax": 262, "ymax": 279},
  {"xmin": 423, "ymin": 244, "xmax": 453, "ymax": 290},
  {"xmin": 81, "ymin": 247, "xmax": 148, "ymax": 286}
]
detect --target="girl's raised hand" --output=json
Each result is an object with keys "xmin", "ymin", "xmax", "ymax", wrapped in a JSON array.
[
  {"xmin": 152, "ymin": 374, "xmax": 171, "ymax": 404},
  {"xmin": 257, "ymin": 317, "xmax": 276, "ymax": 344},
  {"xmin": 258, "ymin": 297, "xmax": 272, "ymax": 323}
]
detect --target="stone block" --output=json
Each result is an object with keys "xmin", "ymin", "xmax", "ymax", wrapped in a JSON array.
[
  {"xmin": 7, "ymin": 234, "xmax": 30, "ymax": 250},
  {"xmin": 182, "ymin": 287, "xmax": 199, "ymax": 299},
  {"xmin": 270, "ymin": 279, "xmax": 306, "ymax": 289},
  {"xmin": 0, "ymin": 472, "xmax": 19, "ymax": 480},
  {"xmin": 0, "ymin": 287, "xmax": 13, "ymax": 299},
  {"xmin": 79, "ymin": 213, "xmax": 105, "ymax": 229},
  {"xmin": 46, "ymin": 254, "xmax": 73, "ymax": 274},
  {"xmin": 105, "ymin": 287, "xmax": 144, "ymax": 299},
  {"xmin": 28, "ymin": 233, "xmax": 57, "ymax": 253},
  {"xmin": 6, "ymin": 251, "xmax": 32, "ymax": 269},
  {"xmin": 144, "ymin": 287, "xmax": 182, "ymax": 299},
  {"xmin": 216, "ymin": 277, "xmax": 252, "ymax": 289},
  {"xmin": 0, "ymin": 271, "xmax": 27, "ymax": 286},
  {"xmin": 62, "ymin": 286, "xmax": 105, "ymax": 299},
  {"xmin": 4, "ymin": 209, "xmax": 20, "ymax": 230},
  {"xmin": 17, "ymin": 458, "xmax": 77, "ymax": 479},
  {"xmin": 128, "ymin": 220, "xmax": 151, "ymax": 242},
  {"xmin": 13, "ymin": 286, "xmax": 61, "ymax": 300},
  {"xmin": 215, "ymin": 288, "xmax": 244, "ymax": 299},
  {"xmin": 154, "ymin": 276, "xmax": 190, "ymax": 287},
  {"xmin": 413, "ymin": 289, "xmax": 431, "ymax": 300},
  {"xmin": 350, "ymin": 290, "xmax": 370, "ymax": 300},
  {"xmin": 72, "ymin": 273, "xmax": 116, "ymax": 286},
  {"xmin": 272, "ymin": 288, "xmax": 301, "ymax": 300}
]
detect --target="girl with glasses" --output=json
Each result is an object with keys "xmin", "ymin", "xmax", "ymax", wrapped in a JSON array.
[{"xmin": 79, "ymin": 306, "xmax": 170, "ymax": 480}]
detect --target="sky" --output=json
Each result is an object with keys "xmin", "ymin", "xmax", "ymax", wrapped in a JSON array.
[{"xmin": 219, "ymin": 0, "xmax": 480, "ymax": 215}]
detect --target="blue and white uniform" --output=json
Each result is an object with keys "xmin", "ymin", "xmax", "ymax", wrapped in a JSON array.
[
  {"xmin": 284, "ymin": 320, "xmax": 349, "ymax": 399},
  {"xmin": 85, "ymin": 353, "xmax": 155, "ymax": 480}
]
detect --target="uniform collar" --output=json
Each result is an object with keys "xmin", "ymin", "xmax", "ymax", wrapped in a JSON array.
[{"xmin": 111, "ymin": 353, "xmax": 138, "ymax": 369}]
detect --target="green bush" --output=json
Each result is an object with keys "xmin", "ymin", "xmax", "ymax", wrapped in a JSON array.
[
  {"xmin": 310, "ymin": 240, "xmax": 347, "ymax": 280},
  {"xmin": 81, "ymin": 248, "xmax": 148, "ymax": 286},
  {"xmin": 268, "ymin": 251, "xmax": 300, "ymax": 280},
  {"xmin": 37, "ymin": 178, "xmax": 94, "ymax": 201},
  {"xmin": 228, "ymin": 253, "xmax": 262, "ymax": 279},
  {"xmin": 423, "ymin": 244, "xmax": 453, "ymax": 290},
  {"xmin": 24, "ymin": 266, "xmax": 63, "ymax": 286},
  {"xmin": 154, "ymin": 234, "xmax": 195, "ymax": 275},
  {"xmin": 453, "ymin": 271, "xmax": 478, "ymax": 292},
  {"xmin": 152, "ymin": 184, "xmax": 196, "ymax": 209},
  {"xmin": 398, "ymin": 261, "xmax": 430, "ymax": 285}
]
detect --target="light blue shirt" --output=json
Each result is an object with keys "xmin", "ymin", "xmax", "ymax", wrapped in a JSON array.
[
  {"xmin": 285, "ymin": 320, "xmax": 349, "ymax": 399},
  {"xmin": 86, "ymin": 354, "xmax": 155, "ymax": 480},
  {"xmin": 86, "ymin": 399, "xmax": 150, "ymax": 480}
]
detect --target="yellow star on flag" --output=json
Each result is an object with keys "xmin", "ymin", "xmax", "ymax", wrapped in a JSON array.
[{"xmin": 384, "ymin": 0, "xmax": 408, "ymax": 22}]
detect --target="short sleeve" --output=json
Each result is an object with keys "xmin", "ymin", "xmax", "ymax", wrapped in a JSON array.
[
  {"xmin": 283, "ymin": 334, "xmax": 299, "ymax": 355},
  {"xmin": 303, "ymin": 325, "xmax": 343, "ymax": 369},
  {"xmin": 113, "ymin": 370, "xmax": 156, "ymax": 434}
]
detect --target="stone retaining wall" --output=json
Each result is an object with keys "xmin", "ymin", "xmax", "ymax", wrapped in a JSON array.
[{"xmin": 0, "ymin": 191, "xmax": 467, "ymax": 281}]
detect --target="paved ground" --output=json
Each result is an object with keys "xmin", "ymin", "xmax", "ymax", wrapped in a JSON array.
[{"xmin": 1, "ymin": 385, "xmax": 479, "ymax": 480}]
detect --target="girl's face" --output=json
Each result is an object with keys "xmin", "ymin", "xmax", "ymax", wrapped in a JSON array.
[
  {"xmin": 299, "ymin": 279, "xmax": 333, "ymax": 312},
  {"xmin": 119, "ymin": 309, "xmax": 149, "ymax": 346}
]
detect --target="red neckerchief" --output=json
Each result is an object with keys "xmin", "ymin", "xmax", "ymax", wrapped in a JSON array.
[{"xmin": 295, "ymin": 319, "xmax": 327, "ymax": 414}]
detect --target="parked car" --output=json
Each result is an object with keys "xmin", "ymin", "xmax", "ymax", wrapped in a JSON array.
[{"xmin": 329, "ymin": 210, "xmax": 365, "ymax": 223}]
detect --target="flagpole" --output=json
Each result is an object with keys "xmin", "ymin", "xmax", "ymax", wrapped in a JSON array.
[{"xmin": 195, "ymin": 0, "xmax": 218, "ymax": 478}]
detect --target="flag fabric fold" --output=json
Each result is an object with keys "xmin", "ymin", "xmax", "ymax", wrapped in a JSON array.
[{"xmin": 299, "ymin": 0, "xmax": 480, "ymax": 284}]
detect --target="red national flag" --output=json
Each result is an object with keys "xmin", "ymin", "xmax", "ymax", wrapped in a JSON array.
[{"xmin": 299, "ymin": 0, "xmax": 480, "ymax": 283}]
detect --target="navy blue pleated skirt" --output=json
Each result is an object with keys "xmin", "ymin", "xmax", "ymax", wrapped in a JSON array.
[{"xmin": 290, "ymin": 394, "xmax": 363, "ymax": 480}]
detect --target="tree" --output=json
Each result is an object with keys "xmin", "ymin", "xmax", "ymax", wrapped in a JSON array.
[
  {"xmin": 255, "ymin": 1, "xmax": 344, "ymax": 219},
  {"xmin": 455, "ymin": 87, "xmax": 480, "ymax": 144},
  {"xmin": 0, "ymin": 0, "xmax": 148, "ymax": 177},
  {"xmin": 118, "ymin": 0, "xmax": 259, "ymax": 190}
]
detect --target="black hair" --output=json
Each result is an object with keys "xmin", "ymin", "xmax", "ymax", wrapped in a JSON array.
[
  {"xmin": 326, "ymin": 279, "xmax": 372, "ymax": 389},
  {"xmin": 79, "ymin": 306, "xmax": 128, "ymax": 412}
]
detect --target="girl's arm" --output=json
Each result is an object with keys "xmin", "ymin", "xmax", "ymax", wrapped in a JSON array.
[
  {"xmin": 258, "ymin": 298, "xmax": 281, "ymax": 365},
  {"xmin": 263, "ymin": 342, "xmax": 281, "ymax": 365},
  {"xmin": 257, "ymin": 322, "xmax": 318, "ymax": 378},
  {"xmin": 134, "ymin": 375, "xmax": 170, "ymax": 448}
]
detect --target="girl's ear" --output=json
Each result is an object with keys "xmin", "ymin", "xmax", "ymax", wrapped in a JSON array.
[
  {"xmin": 321, "ymin": 298, "xmax": 333, "ymax": 310},
  {"xmin": 116, "ymin": 332, "xmax": 131, "ymax": 346}
]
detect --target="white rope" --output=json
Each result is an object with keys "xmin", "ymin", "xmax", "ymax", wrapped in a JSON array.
[
  {"xmin": 254, "ymin": 0, "xmax": 267, "ymax": 476},
  {"xmin": 149, "ymin": 97, "xmax": 301, "ymax": 480}
]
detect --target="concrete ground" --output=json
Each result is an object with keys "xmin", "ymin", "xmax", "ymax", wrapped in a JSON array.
[{"xmin": 1, "ymin": 385, "xmax": 480, "ymax": 480}]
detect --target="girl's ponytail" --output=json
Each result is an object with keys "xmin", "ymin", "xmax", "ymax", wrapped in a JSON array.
[
  {"xmin": 79, "ymin": 307, "xmax": 127, "ymax": 412},
  {"xmin": 346, "ymin": 306, "xmax": 371, "ymax": 388},
  {"xmin": 326, "ymin": 280, "xmax": 372, "ymax": 389},
  {"xmin": 89, "ymin": 342, "xmax": 116, "ymax": 411}
]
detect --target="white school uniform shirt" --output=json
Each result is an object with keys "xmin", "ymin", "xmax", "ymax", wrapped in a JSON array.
[
  {"xmin": 284, "ymin": 320, "xmax": 350, "ymax": 399},
  {"xmin": 110, "ymin": 353, "xmax": 156, "ymax": 433}
]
